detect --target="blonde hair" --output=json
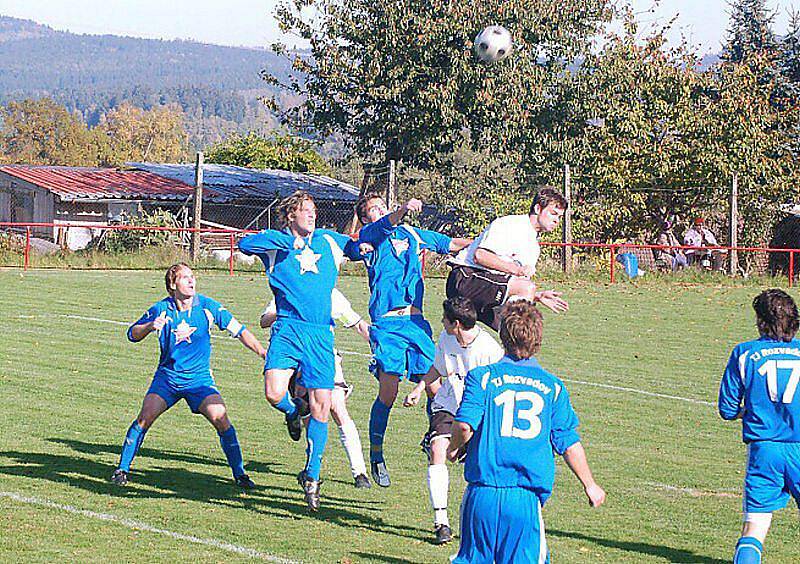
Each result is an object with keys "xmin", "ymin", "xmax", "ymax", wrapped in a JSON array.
[{"xmin": 499, "ymin": 300, "xmax": 543, "ymax": 358}]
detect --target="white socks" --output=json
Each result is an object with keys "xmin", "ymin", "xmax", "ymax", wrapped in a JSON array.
[
  {"xmin": 338, "ymin": 419, "xmax": 367, "ymax": 477},
  {"xmin": 427, "ymin": 464, "xmax": 449, "ymax": 526}
]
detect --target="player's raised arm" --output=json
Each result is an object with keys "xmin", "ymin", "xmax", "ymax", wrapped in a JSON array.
[{"xmin": 562, "ymin": 442, "xmax": 606, "ymax": 507}]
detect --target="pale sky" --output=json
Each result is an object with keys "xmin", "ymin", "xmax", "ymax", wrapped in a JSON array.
[{"xmin": 0, "ymin": 0, "xmax": 797, "ymax": 53}]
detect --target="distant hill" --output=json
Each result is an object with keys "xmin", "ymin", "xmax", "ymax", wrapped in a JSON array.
[{"xmin": 0, "ymin": 16, "xmax": 300, "ymax": 148}]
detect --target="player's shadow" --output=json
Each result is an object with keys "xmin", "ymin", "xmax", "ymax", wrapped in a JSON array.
[
  {"xmin": 349, "ymin": 553, "xmax": 417, "ymax": 563},
  {"xmin": 548, "ymin": 529, "xmax": 727, "ymax": 564},
  {"xmin": 0, "ymin": 443, "xmax": 429, "ymax": 543},
  {"xmin": 47, "ymin": 438, "xmax": 229, "ymax": 469}
]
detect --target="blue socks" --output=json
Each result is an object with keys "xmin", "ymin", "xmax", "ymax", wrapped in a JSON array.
[
  {"xmin": 218, "ymin": 425, "xmax": 245, "ymax": 478},
  {"xmin": 275, "ymin": 392, "xmax": 298, "ymax": 418},
  {"xmin": 369, "ymin": 398, "xmax": 392, "ymax": 463},
  {"xmin": 118, "ymin": 421, "xmax": 147, "ymax": 472},
  {"xmin": 305, "ymin": 417, "xmax": 328, "ymax": 480},
  {"xmin": 734, "ymin": 537, "xmax": 763, "ymax": 564}
]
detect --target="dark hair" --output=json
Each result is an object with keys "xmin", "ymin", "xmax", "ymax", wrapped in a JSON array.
[
  {"xmin": 499, "ymin": 300, "xmax": 543, "ymax": 358},
  {"xmin": 753, "ymin": 289, "xmax": 799, "ymax": 342},
  {"xmin": 355, "ymin": 191, "xmax": 385, "ymax": 224},
  {"xmin": 165, "ymin": 262, "xmax": 191, "ymax": 296},
  {"xmin": 443, "ymin": 296, "xmax": 477, "ymax": 330},
  {"xmin": 529, "ymin": 187, "xmax": 568, "ymax": 215},
  {"xmin": 279, "ymin": 190, "xmax": 315, "ymax": 227}
]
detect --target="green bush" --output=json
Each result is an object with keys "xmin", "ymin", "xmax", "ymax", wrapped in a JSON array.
[{"xmin": 89, "ymin": 208, "xmax": 180, "ymax": 253}]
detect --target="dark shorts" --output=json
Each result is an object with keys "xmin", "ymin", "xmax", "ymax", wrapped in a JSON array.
[
  {"xmin": 427, "ymin": 410, "xmax": 455, "ymax": 441},
  {"xmin": 446, "ymin": 265, "xmax": 512, "ymax": 328}
]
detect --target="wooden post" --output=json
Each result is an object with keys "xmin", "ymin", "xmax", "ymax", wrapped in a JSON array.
[
  {"xmin": 729, "ymin": 174, "xmax": 738, "ymax": 276},
  {"xmin": 387, "ymin": 159, "xmax": 397, "ymax": 210},
  {"xmin": 191, "ymin": 152, "xmax": 204, "ymax": 261},
  {"xmin": 561, "ymin": 164, "xmax": 572, "ymax": 274},
  {"xmin": 24, "ymin": 226, "xmax": 30, "ymax": 270}
]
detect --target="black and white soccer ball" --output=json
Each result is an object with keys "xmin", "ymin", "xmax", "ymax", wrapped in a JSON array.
[{"xmin": 473, "ymin": 25, "xmax": 513, "ymax": 63}]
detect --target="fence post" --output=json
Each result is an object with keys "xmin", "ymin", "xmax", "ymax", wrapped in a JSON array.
[
  {"xmin": 24, "ymin": 226, "xmax": 30, "ymax": 271},
  {"xmin": 729, "ymin": 174, "xmax": 738, "ymax": 276},
  {"xmin": 191, "ymin": 152, "xmax": 204, "ymax": 261},
  {"xmin": 790, "ymin": 250, "xmax": 795, "ymax": 289},
  {"xmin": 229, "ymin": 233, "xmax": 235, "ymax": 276},
  {"xmin": 609, "ymin": 245, "xmax": 616, "ymax": 284},
  {"xmin": 561, "ymin": 163, "xmax": 572, "ymax": 274}
]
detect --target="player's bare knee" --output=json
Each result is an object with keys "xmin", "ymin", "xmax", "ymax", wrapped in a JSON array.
[{"xmin": 742, "ymin": 513, "xmax": 772, "ymax": 542}]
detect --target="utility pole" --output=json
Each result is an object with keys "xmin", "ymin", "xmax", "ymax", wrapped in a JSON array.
[
  {"xmin": 562, "ymin": 164, "xmax": 572, "ymax": 274},
  {"xmin": 191, "ymin": 152, "xmax": 204, "ymax": 261}
]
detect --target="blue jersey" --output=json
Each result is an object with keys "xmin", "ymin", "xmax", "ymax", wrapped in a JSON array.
[
  {"xmin": 456, "ymin": 356, "xmax": 580, "ymax": 503},
  {"xmin": 351, "ymin": 216, "xmax": 451, "ymax": 321},
  {"xmin": 719, "ymin": 337, "xmax": 800, "ymax": 443},
  {"xmin": 127, "ymin": 294, "xmax": 245, "ymax": 387},
  {"xmin": 239, "ymin": 228, "xmax": 355, "ymax": 327}
]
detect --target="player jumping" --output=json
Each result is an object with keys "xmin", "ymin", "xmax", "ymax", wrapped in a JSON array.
[
  {"xmin": 351, "ymin": 193, "xmax": 471, "ymax": 487},
  {"xmin": 261, "ymin": 288, "xmax": 372, "ymax": 489},
  {"xmin": 112, "ymin": 263, "xmax": 266, "ymax": 489},
  {"xmin": 447, "ymin": 187, "xmax": 569, "ymax": 330}
]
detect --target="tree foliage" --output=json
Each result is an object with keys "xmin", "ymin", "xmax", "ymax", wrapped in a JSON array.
[
  {"xmin": 270, "ymin": 0, "xmax": 612, "ymax": 166},
  {"xmin": 205, "ymin": 133, "xmax": 330, "ymax": 173}
]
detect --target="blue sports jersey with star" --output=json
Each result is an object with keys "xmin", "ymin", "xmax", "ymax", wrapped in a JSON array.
[
  {"xmin": 456, "ymin": 355, "xmax": 581, "ymax": 505},
  {"xmin": 239, "ymin": 228, "xmax": 356, "ymax": 326},
  {"xmin": 719, "ymin": 337, "xmax": 800, "ymax": 443},
  {"xmin": 351, "ymin": 215, "xmax": 451, "ymax": 321},
  {"xmin": 127, "ymin": 294, "xmax": 245, "ymax": 387}
]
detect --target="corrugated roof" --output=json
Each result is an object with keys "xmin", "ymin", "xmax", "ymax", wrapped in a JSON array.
[
  {"xmin": 0, "ymin": 165, "xmax": 203, "ymax": 201},
  {"xmin": 127, "ymin": 162, "xmax": 359, "ymax": 203}
]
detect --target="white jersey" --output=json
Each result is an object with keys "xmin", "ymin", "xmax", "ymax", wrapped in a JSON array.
[
  {"xmin": 430, "ymin": 328, "xmax": 504, "ymax": 415},
  {"xmin": 451, "ymin": 214, "xmax": 540, "ymax": 274},
  {"xmin": 263, "ymin": 288, "xmax": 363, "ymax": 386}
]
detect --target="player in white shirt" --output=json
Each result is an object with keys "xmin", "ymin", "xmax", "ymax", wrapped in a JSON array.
[
  {"xmin": 447, "ymin": 187, "xmax": 569, "ymax": 330},
  {"xmin": 403, "ymin": 297, "xmax": 504, "ymax": 545},
  {"xmin": 261, "ymin": 288, "xmax": 372, "ymax": 488}
]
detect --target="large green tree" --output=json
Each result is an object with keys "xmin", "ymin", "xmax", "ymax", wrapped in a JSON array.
[
  {"xmin": 205, "ymin": 133, "xmax": 330, "ymax": 173},
  {"xmin": 98, "ymin": 103, "xmax": 189, "ymax": 165},
  {"xmin": 722, "ymin": 0, "xmax": 777, "ymax": 63},
  {"xmin": 269, "ymin": 0, "xmax": 612, "ymax": 167}
]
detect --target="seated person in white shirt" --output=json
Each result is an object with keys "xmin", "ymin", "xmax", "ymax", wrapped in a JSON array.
[
  {"xmin": 261, "ymin": 288, "xmax": 373, "ymax": 488},
  {"xmin": 684, "ymin": 217, "xmax": 726, "ymax": 270},
  {"xmin": 446, "ymin": 188, "xmax": 569, "ymax": 330}
]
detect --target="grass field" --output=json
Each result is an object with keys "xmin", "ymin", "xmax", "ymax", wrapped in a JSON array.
[{"xmin": 2, "ymin": 268, "xmax": 799, "ymax": 563}]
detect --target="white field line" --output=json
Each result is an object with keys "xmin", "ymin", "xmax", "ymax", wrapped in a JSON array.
[
  {"xmin": 17, "ymin": 313, "xmax": 713, "ymax": 404},
  {"xmin": 645, "ymin": 482, "xmax": 739, "ymax": 498},
  {"xmin": 0, "ymin": 491, "xmax": 297, "ymax": 563}
]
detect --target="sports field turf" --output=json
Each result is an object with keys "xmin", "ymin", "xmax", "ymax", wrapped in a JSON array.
[{"xmin": 1, "ymin": 269, "xmax": 798, "ymax": 563}]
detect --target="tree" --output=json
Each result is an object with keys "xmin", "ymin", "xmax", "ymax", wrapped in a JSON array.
[
  {"xmin": 269, "ymin": 0, "xmax": 613, "ymax": 167},
  {"xmin": 205, "ymin": 133, "xmax": 330, "ymax": 173},
  {"xmin": 98, "ymin": 103, "xmax": 189, "ymax": 165},
  {"xmin": 0, "ymin": 98, "xmax": 106, "ymax": 165},
  {"xmin": 722, "ymin": 0, "xmax": 777, "ymax": 63}
]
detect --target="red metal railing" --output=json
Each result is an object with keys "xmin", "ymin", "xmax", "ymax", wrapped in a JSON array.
[{"xmin": 1, "ymin": 222, "xmax": 797, "ymax": 285}]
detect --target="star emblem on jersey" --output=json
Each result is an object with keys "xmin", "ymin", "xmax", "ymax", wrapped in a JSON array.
[
  {"xmin": 391, "ymin": 238, "xmax": 409, "ymax": 256},
  {"xmin": 172, "ymin": 320, "xmax": 196, "ymax": 344},
  {"xmin": 295, "ymin": 245, "xmax": 321, "ymax": 274}
]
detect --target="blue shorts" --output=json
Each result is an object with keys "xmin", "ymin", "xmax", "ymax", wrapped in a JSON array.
[
  {"xmin": 369, "ymin": 315, "xmax": 434, "ymax": 382},
  {"xmin": 265, "ymin": 319, "xmax": 336, "ymax": 390},
  {"xmin": 453, "ymin": 484, "xmax": 549, "ymax": 564},
  {"xmin": 147, "ymin": 378, "xmax": 220, "ymax": 414},
  {"xmin": 743, "ymin": 441, "xmax": 800, "ymax": 513}
]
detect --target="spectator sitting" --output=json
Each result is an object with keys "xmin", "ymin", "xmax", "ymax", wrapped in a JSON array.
[
  {"xmin": 655, "ymin": 220, "xmax": 688, "ymax": 271},
  {"xmin": 683, "ymin": 217, "xmax": 726, "ymax": 270}
]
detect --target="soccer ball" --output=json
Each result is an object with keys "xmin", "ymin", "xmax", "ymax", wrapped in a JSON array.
[{"xmin": 473, "ymin": 25, "xmax": 513, "ymax": 63}]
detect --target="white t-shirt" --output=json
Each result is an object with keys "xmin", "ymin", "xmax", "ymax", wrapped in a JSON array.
[
  {"xmin": 451, "ymin": 214, "xmax": 540, "ymax": 274},
  {"xmin": 430, "ymin": 328, "xmax": 504, "ymax": 415}
]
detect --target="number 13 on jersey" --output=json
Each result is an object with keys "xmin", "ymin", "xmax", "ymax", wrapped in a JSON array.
[{"xmin": 494, "ymin": 390, "xmax": 545, "ymax": 439}]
